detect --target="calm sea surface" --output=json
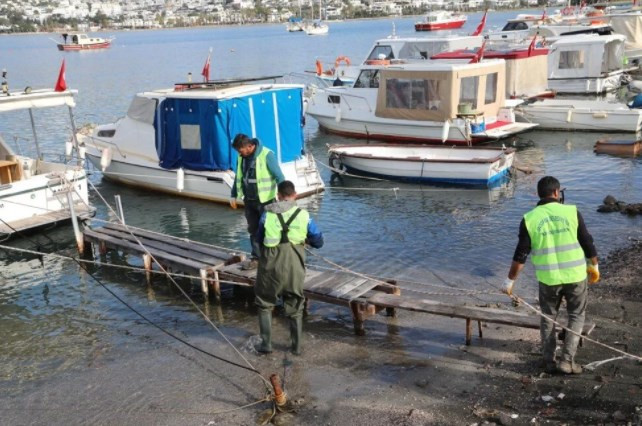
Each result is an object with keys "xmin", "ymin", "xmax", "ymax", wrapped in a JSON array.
[{"xmin": 1, "ymin": 11, "xmax": 641, "ymax": 389}]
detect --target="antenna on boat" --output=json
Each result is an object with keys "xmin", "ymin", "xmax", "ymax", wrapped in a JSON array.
[{"xmin": 391, "ymin": 22, "xmax": 397, "ymax": 39}]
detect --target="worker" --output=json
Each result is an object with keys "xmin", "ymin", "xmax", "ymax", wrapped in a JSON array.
[
  {"xmin": 230, "ymin": 134, "xmax": 285, "ymax": 270},
  {"xmin": 503, "ymin": 176, "xmax": 599, "ymax": 375},
  {"xmin": 254, "ymin": 180, "xmax": 324, "ymax": 355}
]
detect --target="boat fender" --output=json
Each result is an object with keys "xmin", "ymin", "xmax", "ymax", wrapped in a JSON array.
[
  {"xmin": 303, "ymin": 98, "xmax": 309, "ymax": 115},
  {"xmin": 441, "ymin": 120, "xmax": 451, "ymax": 143},
  {"xmin": 177, "ymin": 168, "xmax": 185, "ymax": 192},
  {"xmin": 315, "ymin": 60, "xmax": 323, "ymax": 76},
  {"xmin": 78, "ymin": 145, "xmax": 86, "ymax": 160},
  {"xmin": 592, "ymin": 111, "xmax": 608, "ymax": 119},
  {"xmin": 335, "ymin": 107, "xmax": 342, "ymax": 123},
  {"xmin": 100, "ymin": 147, "xmax": 112, "ymax": 171},
  {"xmin": 65, "ymin": 140, "xmax": 74, "ymax": 159},
  {"xmin": 566, "ymin": 109, "xmax": 573, "ymax": 123},
  {"xmin": 328, "ymin": 152, "xmax": 346, "ymax": 173}
]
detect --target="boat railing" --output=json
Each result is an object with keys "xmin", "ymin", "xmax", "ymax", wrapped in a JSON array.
[
  {"xmin": 331, "ymin": 91, "xmax": 373, "ymax": 112},
  {"xmin": 81, "ymin": 133, "xmax": 127, "ymax": 159}
]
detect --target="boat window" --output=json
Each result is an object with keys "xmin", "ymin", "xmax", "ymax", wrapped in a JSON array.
[
  {"xmin": 502, "ymin": 22, "xmax": 528, "ymax": 31},
  {"xmin": 97, "ymin": 129, "xmax": 116, "ymax": 137},
  {"xmin": 385, "ymin": 78, "xmax": 441, "ymax": 110},
  {"xmin": 459, "ymin": 76, "xmax": 479, "ymax": 106},
  {"xmin": 559, "ymin": 50, "xmax": 585, "ymax": 69},
  {"xmin": 127, "ymin": 96, "xmax": 158, "ymax": 125},
  {"xmin": 367, "ymin": 46, "xmax": 394, "ymax": 61},
  {"xmin": 328, "ymin": 95, "xmax": 340, "ymax": 104},
  {"xmin": 180, "ymin": 124, "xmax": 201, "ymax": 150},
  {"xmin": 354, "ymin": 70, "xmax": 380, "ymax": 89},
  {"xmin": 485, "ymin": 73, "xmax": 498, "ymax": 104}
]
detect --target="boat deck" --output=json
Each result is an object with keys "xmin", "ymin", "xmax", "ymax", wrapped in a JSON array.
[{"xmin": 82, "ymin": 223, "xmax": 595, "ymax": 343}]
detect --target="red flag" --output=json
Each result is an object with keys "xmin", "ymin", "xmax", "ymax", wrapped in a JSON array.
[
  {"xmin": 471, "ymin": 10, "xmax": 488, "ymax": 36},
  {"xmin": 201, "ymin": 50, "xmax": 211, "ymax": 82},
  {"xmin": 541, "ymin": 8, "xmax": 547, "ymax": 20},
  {"xmin": 469, "ymin": 41, "xmax": 486, "ymax": 64},
  {"xmin": 527, "ymin": 34, "xmax": 537, "ymax": 57},
  {"xmin": 54, "ymin": 59, "xmax": 66, "ymax": 92}
]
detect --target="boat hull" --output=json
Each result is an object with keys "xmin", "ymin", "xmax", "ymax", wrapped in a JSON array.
[
  {"xmin": 57, "ymin": 41, "xmax": 111, "ymax": 51},
  {"xmin": 329, "ymin": 146, "xmax": 514, "ymax": 186},
  {"xmin": 415, "ymin": 19, "xmax": 466, "ymax": 31}
]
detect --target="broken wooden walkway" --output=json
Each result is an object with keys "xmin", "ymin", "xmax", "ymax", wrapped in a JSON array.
[{"xmin": 82, "ymin": 223, "xmax": 595, "ymax": 344}]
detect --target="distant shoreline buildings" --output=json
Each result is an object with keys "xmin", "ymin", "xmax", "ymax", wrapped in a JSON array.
[{"xmin": 0, "ymin": 0, "xmax": 569, "ymax": 33}]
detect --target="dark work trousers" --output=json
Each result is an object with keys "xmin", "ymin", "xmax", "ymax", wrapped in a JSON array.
[
  {"xmin": 244, "ymin": 199, "xmax": 266, "ymax": 259},
  {"xmin": 538, "ymin": 279, "xmax": 587, "ymax": 364}
]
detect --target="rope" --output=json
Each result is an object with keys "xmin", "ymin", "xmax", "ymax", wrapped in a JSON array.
[{"xmin": 83, "ymin": 178, "xmax": 272, "ymax": 389}]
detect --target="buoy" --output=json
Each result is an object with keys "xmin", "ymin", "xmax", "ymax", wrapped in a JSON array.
[
  {"xmin": 335, "ymin": 107, "xmax": 342, "ymax": 123},
  {"xmin": 176, "ymin": 168, "xmax": 185, "ymax": 192},
  {"xmin": 441, "ymin": 120, "xmax": 450, "ymax": 142},
  {"xmin": 65, "ymin": 140, "xmax": 73, "ymax": 159},
  {"xmin": 100, "ymin": 147, "xmax": 112, "ymax": 171}
]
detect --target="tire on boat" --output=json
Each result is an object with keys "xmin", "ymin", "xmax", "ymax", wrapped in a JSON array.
[{"xmin": 328, "ymin": 152, "xmax": 346, "ymax": 174}]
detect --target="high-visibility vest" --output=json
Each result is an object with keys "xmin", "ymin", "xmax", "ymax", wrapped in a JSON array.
[
  {"xmin": 263, "ymin": 206, "xmax": 310, "ymax": 247},
  {"xmin": 524, "ymin": 203, "xmax": 587, "ymax": 285},
  {"xmin": 235, "ymin": 147, "xmax": 277, "ymax": 203}
]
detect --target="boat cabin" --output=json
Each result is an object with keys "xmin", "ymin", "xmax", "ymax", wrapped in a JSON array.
[
  {"xmin": 365, "ymin": 36, "xmax": 482, "ymax": 63},
  {"xmin": 359, "ymin": 60, "xmax": 507, "ymax": 122},
  {"xmin": 609, "ymin": 13, "xmax": 642, "ymax": 64}
]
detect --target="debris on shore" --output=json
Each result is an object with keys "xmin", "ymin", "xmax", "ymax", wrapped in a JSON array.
[{"xmin": 597, "ymin": 195, "xmax": 642, "ymax": 215}]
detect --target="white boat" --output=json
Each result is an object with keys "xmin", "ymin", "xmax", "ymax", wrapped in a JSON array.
[
  {"xmin": 608, "ymin": 12, "xmax": 642, "ymax": 65},
  {"xmin": 0, "ymin": 89, "xmax": 91, "ymax": 235},
  {"xmin": 306, "ymin": 60, "xmax": 538, "ymax": 146},
  {"xmin": 485, "ymin": 13, "xmax": 613, "ymax": 42},
  {"xmin": 515, "ymin": 99, "xmax": 642, "ymax": 132},
  {"xmin": 78, "ymin": 80, "xmax": 324, "ymax": 204},
  {"xmin": 414, "ymin": 11, "xmax": 467, "ymax": 32},
  {"xmin": 328, "ymin": 144, "xmax": 515, "ymax": 186},
  {"xmin": 305, "ymin": 20, "xmax": 329, "ymax": 35},
  {"xmin": 58, "ymin": 33, "xmax": 113, "ymax": 51},
  {"xmin": 547, "ymin": 34, "xmax": 627, "ymax": 94}
]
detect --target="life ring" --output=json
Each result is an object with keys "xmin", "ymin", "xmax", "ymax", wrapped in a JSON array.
[
  {"xmin": 334, "ymin": 55, "xmax": 351, "ymax": 69},
  {"xmin": 315, "ymin": 60, "xmax": 323, "ymax": 76},
  {"xmin": 365, "ymin": 59, "xmax": 390, "ymax": 66}
]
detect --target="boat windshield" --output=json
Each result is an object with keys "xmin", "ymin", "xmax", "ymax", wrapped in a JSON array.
[
  {"xmin": 367, "ymin": 45, "xmax": 394, "ymax": 61},
  {"xmin": 501, "ymin": 21, "xmax": 529, "ymax": 31},
  {"xmin": 354, "ymin": 70, "xmax": 380, "ymax": 89}
]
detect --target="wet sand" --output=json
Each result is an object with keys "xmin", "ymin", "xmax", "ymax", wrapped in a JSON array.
[{"xmin": 1, "ymin": 243, "xmax": 640, "ymax": 425}]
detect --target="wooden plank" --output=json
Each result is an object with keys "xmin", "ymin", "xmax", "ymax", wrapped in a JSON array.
[
  {"xmin": 303, "ymin": 271, "xmax": 342, "ymax": 291},
  {"xmin": 84, "ymin": 229, "xmax": 211, "ymax": 272},
  {"xmin": 218, "ymin": 262, "xmax": 258, "ymax": 280},
  {"xmin": 340, "ymin": 280, "xmax": 381, "ymax": 301},
  {"xmin": 306, "ymin": 274, "xmax": 344, "ymax": 296},
  {"xmin": 102, "ymin": 223, "xmax": 234, "ymax": 260},
  {"xmin": 94, "ymin": 227, "xmax": 226, "ymax": 267},
  {"xmin": 327, "ymin": 277, "xmax": 370, "ymax": 299},
  {"xmin": 367, "ymin": 293, "xmax": 595, "ymax": 334}
]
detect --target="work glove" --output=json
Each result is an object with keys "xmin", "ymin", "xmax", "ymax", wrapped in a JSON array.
[
  {"xmin": 587, "ymin": 264, "xmax": 600, "ymax": 284},
  {"xmin": 502, "ymin": 278, "xmax": 515, "ymax": 296}
]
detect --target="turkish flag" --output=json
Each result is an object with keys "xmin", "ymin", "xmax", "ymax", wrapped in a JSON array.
[
  {"xmin": 527, "ymin": 35, "xmax": 538, "ymax": 57},
  {"xmin": 201, "ymin": 51, "xmax": 211, "ymax": 82},
  {"xmin": 54, "ymin": 59, "xmax": 67, "ymax": 92},
  {"xmin": 469, "ymin": 41, "xmax": 486, "ymax": 64},
  {"xmin": 471, "ymin": 10, "xmax": 487, "ymax": 36}
]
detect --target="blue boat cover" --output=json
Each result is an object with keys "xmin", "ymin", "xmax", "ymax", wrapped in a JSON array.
[{"xmin": 156, "ymin": 87, "xmax": 304, "ymax": 171}]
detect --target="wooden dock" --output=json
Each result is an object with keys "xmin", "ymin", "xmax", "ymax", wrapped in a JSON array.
[{"xmin": 82, "ymin": 223, "xmax": 595, "ymax": 344}]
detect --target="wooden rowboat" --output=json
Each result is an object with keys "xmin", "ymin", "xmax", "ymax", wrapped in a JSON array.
[
  {"xmin": 328, "ymin": 144, "xmax": 515, "ymax": 186},
  {"xmin": 594, "ymin": 139, "xmax": 642, "ymax": 156}
]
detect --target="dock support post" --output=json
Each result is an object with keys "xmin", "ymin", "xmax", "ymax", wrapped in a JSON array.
[
  {"xmin": 66, "ymin": 191, "xmax": 84, "ymax": 255},
  {"xmin": 143, "ymin": 253, "xmax": 152, "ymax": 283},
  {"xmin": 478, "ymin": 321, "xmax": 483, "ymax": 339},
  {"xmin": 212, "ymin": 270, "xmax": 221, "ymax": 303},
  {"xmin": 466, "ymin": 318, "xmax": 472, "ymax": 346},
  {"xmin": 200, "ymin": 269, "xmax": 209, "ymax": 298}
]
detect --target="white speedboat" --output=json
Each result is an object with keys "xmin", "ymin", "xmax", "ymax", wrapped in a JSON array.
[
  {"xmin": 305, "ymin": 20, "xmax": 329, "ymax": 35},
  {"xmin": 328, "ymin": 144, "xmax": 515, "ymax": 186},
  {"xmin": 0, "ymin": 89, "xmax": 91, "ymax": 235},
  {"xmin": 547, "ymin": 34, "xmax": 627, "ymax": 94},
  {"xmin": 78, "ymin": 80, "xmax": 324, "ymax": 203},
  {"xmin": 306, "ymin": 60, "xmax": 538, "ymax": 145},
  {"xmin": 516, "ymin": 99, "xmax": 642, "ymax": 132},
  {"xmin": 415, "ymin": 11, "xmax": 467, "ymax": 31}
]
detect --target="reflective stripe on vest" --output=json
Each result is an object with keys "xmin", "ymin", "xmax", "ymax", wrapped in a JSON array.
[
  {"xmin": 524, "ymin": 203, "xmax": 587, "ymax": 286},
  {"xmin": 235, "ymin": 147, "xmax": 277, "ymax": 203},
  {"xmin": 263, "ymin": 206, "xmax": 310, "ymax": 247}
]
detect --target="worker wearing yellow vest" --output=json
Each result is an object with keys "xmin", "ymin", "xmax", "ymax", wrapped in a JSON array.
[
  {"xmin": 503, "ymin": 176, "xmax": 599, "ymax": 375},
  {"xmin": 230, "ymin": 134, "xmax": 285, "ymax": 270},
  {"xmin": 254, "ymin": 180, "xmax": 324, "ymax": 355}
]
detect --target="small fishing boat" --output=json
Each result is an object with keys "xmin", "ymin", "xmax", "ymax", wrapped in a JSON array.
[
  {"xmin": 327, "ymin": 144, "xmax": 515, "ymax": 186},
  {"xmin": 0, "ymin": 88, "xmax": 92, "ymax": 235},
  {"xmin": 286, "ymin": 17, "xmax": 304, "ymax": 32},
  {"xmin": 594, "ymin": 139, "xmax": 642, "ymax": 156},
  {"xmin": 515, "ymin": 99, "xmax": 642, "ymax": 132},
  {"xmin": 415, "ymin": 11, "xmax": 467, "ymax": 31},
  {"xmin": 57, "ymin": 33, "xmax": 113, "ymax": 51}
]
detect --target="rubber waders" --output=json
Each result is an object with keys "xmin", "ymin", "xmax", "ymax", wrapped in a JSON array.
[
  {"xmin": 289, "ymin": 315, "xmax": 303, "ymax": 355},
  {"xmin": 258, "ymin": 309, "xmax": 273, "ymax": 353}
]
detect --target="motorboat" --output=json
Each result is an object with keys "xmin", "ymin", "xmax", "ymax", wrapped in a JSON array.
[
  {"xmin": 515, "ymin": 99, "xmax": 642, "ymax": 132},
  {"xmin": 286, "ymin": 17, "xmax": 304, "ymax": 32},
  {"xmin": 327, "ymin": 144, "xmax": 515, "ymax": 186},
  {"xmin": 305, "ymin": 60, "xmax": 538, "ymax": 146},
  {"xmin": 415, "ymin": 11, "xmax": 467, "ymax": 31},
  {"xmin": 78, "ymin": 79, "xmax": 324, "ymax": 203},
  {"xmin": 594, "ymin": 139, "xmax": 641, "ymax": 156},
  {"xmin": 0, "ymin": 88, "xmax": 91, "ymax": 235},
  {"xmin": 547, "ymin": 34, "xmax": 627, "ymax": 94},
  {"xmin": 431, "ymin": 39, "xmax": 553, "ymax": 99},
  {"xmin": 57, "ymin": 33, "xmax": 113, "ymax": 51},
  {"xmin": 305, "ymin": 20, "xmax": 329, "ymax": 35},
  {"xmin": 485, "ymin": 13, "xmax": 613, "ymax": 42}
]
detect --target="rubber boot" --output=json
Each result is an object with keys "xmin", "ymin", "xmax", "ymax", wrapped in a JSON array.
[
  {"xmin": 289, "ymin": 316, "xmax": 303, "ymax": 355},
  {"xmin": 257, "ymin": 309, "xmax": 273, "ymax": 354}
]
